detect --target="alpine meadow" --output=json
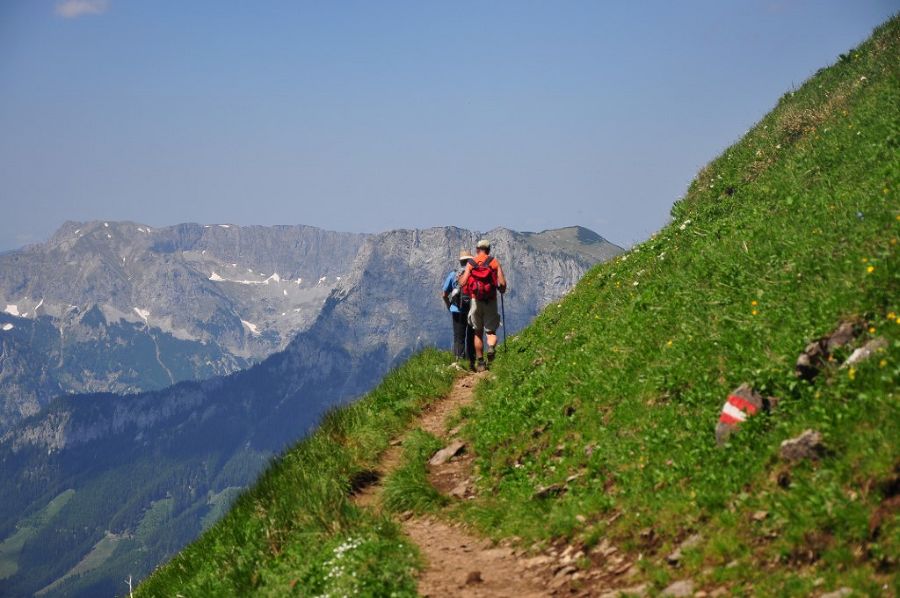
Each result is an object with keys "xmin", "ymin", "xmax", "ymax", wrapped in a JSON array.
[{"xmin": 136, "ymin": 15, "xmax": 899, "ymax": 597}]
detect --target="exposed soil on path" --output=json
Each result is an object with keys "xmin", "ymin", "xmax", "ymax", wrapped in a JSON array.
[
  {"xmin": 401, "ymin": 372, "xmax": 553, "ymax": 597},
  {"xmin": 404, "ymin": 515, "xmax": 550, "ymax": 597},
  {"xmin": 353, "ymin": 370, "xmax": 626, "ymax": 597},
  {"xmin": 350, "ymin": 371, "xmax": 487, "ymax": 510}
]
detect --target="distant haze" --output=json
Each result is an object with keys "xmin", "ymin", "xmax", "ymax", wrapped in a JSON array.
[{"xmin": 0, "ymin": 1, "xmax": 895, "ymax": 250}]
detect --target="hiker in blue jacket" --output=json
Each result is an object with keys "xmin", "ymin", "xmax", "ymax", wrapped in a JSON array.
[{"xmin": 442, "ymin": 250, "xmax": 475, "ymax": 368}]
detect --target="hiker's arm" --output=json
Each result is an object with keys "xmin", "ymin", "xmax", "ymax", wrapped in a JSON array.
[
  {"xmin": 441, "ymin": 275, "xmax": 453, "ymax": 309},
  {"xmin": 496, "ymin": 264, "xmax": 507, "ymax": 293},
  {"xmin": 458, "ymin": 263, "xmax": 472, "ymax": 288}
]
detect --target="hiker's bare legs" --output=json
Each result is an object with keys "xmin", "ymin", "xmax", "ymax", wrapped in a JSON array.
[
  {"xmin": 473, "ymin": 329, "xmax": 484, "ymax": 359},
  {"xmin": 486, "ymin": 332, "xmax": 497, "ymax": 351}
]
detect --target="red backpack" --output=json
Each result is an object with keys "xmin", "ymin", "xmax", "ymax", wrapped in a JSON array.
[{"xmin": 465, "ymin": 256, "xmax": 498, "ymax": 301}]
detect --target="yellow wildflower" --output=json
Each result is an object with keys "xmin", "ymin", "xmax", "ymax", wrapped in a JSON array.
[
  {"xmin": 880, "ymin": 359, "xmax": 888, "ymax": 368},
  {"xmin": 867, "ymin": 265, "xmax": 875, "ymax": 273},
  {"xmin": 848, "ymin": 367, "xmax": 856, "ymax": 381},
  {"xmin": 752, "ymin": 309, "xmax": 759, "ymax": 316},
  {"xmin": 869, "ymin": 326, "xmax": 876, "ymax": 334},
  {"xmin": 751, "ymin": 300, "xmax": 758, "ymax": 306}
]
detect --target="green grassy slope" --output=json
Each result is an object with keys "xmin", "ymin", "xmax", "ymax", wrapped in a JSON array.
[
  {"xmin": 140, "ymin": 17, "xmax": 898, "ymax": 597},
  {"xmin": 0, "ymin": 490, "xmax": 74, "ymax": 580},
  {"xmin": 137, "ymin": 349, "xmax": 457, "ymax": 596},
  {"xmin": 461, "ymin": 17, "xmax": 899, "ymax": 595}
]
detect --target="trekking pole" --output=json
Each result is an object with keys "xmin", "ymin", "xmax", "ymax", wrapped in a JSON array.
[{"xmin": 500, "ymin": 292, "xmax": 507, "ymax": 349}]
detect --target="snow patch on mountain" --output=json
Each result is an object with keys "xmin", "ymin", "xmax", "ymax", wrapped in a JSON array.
[
  {"xmin": 4, "ymin": 305, "xmax": 20, "ymax": 317},
  {"xmin": 134, "ymin": 308, "xmax": 150, "ymax": 321},
  {"xmin": 209, "ymin": 272, "xmax": 287, "ymax": 286},
  {"xmin": 241, "ymin": 320, "xmax": 260, "ymax": 335},
  {"xmin": 1, "ymin": 323, "xmax": 13, "ymax": 331}
]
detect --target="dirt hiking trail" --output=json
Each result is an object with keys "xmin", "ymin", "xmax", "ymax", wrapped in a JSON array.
[{"xmin": 352, "ymin": 371, "xmax": 622, "ymax": 597}]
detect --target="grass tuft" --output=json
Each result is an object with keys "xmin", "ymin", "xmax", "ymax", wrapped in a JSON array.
[{"xmin": 382, "ymin": 430, "xmax": 449, "ymax": 515}]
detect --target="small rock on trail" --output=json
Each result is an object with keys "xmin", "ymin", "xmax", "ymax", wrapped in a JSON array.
[
  {"xmin": 661, "ymin": 579, "xmax": 695, "ymax": 597},
  {"xmin": 429, "ymin": 440, "xmax": 466, "ymax": 466},
  {"xmin": 404, "ymin": 516, "xmax": 549, "ymax": 597}
]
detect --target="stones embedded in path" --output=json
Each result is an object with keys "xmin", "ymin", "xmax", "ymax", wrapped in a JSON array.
[
  {"xmin": 429, "ymin": 440, "xmax": 466, "ymax": 466},
  {"xmin": 405, "ymin": 516, "xmax": 549, "ymax": 597},
  {"xmin": 660, "ymin": 579, "xmax": 695, "ymax": 597},
  {"xmin": 449, "ymin": 479, "xmax": 472, "ymax": 499},
  {"xmin": 598, "ymin": 582, "xmax": 648, "ymax": 597}
]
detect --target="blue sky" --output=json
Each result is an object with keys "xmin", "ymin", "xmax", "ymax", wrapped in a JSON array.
[{"xmin": 0, "ymin": 1, "xmax": 895, "ymax": 250}]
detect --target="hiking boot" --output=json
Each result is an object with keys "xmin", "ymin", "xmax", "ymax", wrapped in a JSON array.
[
  {"xmin": 476, "ymin": 359, "xmax": 487, "ymax": 373},
  {"xmin": 486, "ymin": 347, "xmax": 496, "ymax": 363}
]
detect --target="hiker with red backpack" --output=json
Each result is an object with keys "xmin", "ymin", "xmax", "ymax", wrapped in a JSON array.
[{"xmin": 458, "ymin": 239, "xmax": 507, "ymax": 372}]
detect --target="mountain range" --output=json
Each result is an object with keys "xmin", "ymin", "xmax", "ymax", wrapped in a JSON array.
[{"xmin": 0, "ymin": 221, "xmax": 621, "ymax": 597}]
